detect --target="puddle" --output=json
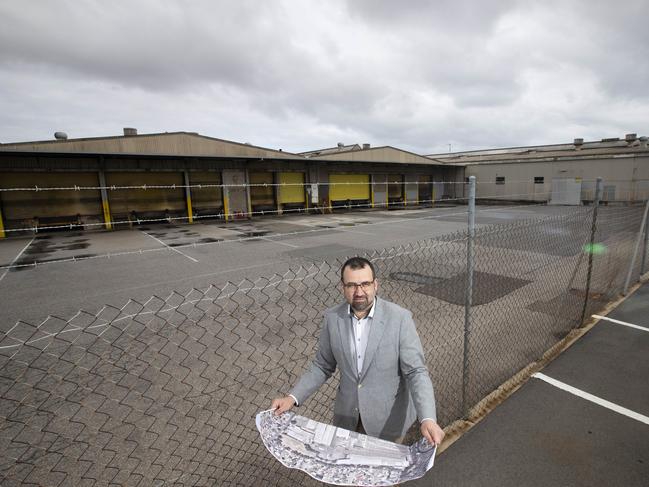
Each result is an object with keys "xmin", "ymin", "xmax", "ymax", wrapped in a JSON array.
[{"xmin": 63, "ymin": 243, "xmax": 90, "ymax": 250}]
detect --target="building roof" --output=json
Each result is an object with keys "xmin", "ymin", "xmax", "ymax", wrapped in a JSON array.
[
  {"xmin": 427, "ymin": 135, "xmax": 649, "ymax": 165},
  {"xmin": 299, "ymin": 144, "xmax": 361, "ymax": 157},
  {"xmin": 0, "ymin": 131, "xmax": 302, "ymax": 160},
  {"xmin": 309, "ymin": 145, "xmax": 444, "ymax": 166}
]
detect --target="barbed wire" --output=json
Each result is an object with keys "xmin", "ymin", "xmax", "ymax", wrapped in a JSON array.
[
  {"xmin": 0, "ymin": 194, "xmax": 584, "ymax": 272},
  {"xmin": 0, "ymin": 188, "xmax": 569, "ymax": 235},
  {"xmin": 0, "ymin": 180, "xmax": 465, "ymax": 192},
  {"xmin": 0, "ymin": 177, "xmax": 636, "ymax": 193}
]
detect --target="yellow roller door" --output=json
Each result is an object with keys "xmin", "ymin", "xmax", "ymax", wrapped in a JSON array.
[
  {"xmin": 329, "ymin": 174, "xmax": 370, "ymax": 201},
  {"xmin": 0, "ymin": 172, "xmax": 102, "ymax": 221},
  {"xmin": 278, "ymin": 172, "xmax": 305, "ymax": 204},
  {"xmin": 105, "ymin": 172, "xmax": 185, "ymax": 215}
]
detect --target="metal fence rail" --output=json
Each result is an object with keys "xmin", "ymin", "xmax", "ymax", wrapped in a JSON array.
[{"xmin": 1, "ymin": 202, "xmax": 648, "ymax": 486}]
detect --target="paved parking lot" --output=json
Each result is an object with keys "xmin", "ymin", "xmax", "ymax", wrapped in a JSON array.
[
  {"xmin": 0, "ymin": 204, "xmax": 585, "ymax": 328},
  {"xmin": 412, "ymin": 281, "xmax": 649, "ymax": 487}
]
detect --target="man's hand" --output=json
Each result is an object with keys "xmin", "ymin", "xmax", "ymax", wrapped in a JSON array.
[
  {"xmin": 420, "ymin": 419, "xmax": 445, "ymax": 446},
  {"xmin": 271, "ymin": 396, "xmax": 296, "ymax": 416}
]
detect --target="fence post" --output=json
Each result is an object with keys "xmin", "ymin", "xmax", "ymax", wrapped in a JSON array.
[
  {"xmin": 579, "ymin": 177, "xmax": 602, "ymax": 327},
  {"xmin": 623, "ymin": 199, "xmax": 649, "ymax": 294},
  {"xmin": 462, "ymin": 175, "xmax": 476, "ymax": 416},
  {"xmin": 641, "ymin": 199, "xmax": 649, "ymax": 275}
]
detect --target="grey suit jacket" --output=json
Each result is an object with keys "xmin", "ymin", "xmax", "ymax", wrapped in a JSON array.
[{"xmin": 290, "ymin": 297, "xmax": 436, "ymax": 441}]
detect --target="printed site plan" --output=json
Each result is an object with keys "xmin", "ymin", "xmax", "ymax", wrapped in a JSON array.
[{"xmin": 256, "ymin": 410, "xmax": 436, "ymax": 486}]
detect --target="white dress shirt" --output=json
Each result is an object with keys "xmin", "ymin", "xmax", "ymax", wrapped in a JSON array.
[{"xmin": 349, "ymin": 300, "xmax": 376, "ymax": 376}]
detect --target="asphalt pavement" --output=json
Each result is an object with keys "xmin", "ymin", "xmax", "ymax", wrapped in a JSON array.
[{"xmin": 412, "ymin": 281, "xmax": 649, "ymax": 487}]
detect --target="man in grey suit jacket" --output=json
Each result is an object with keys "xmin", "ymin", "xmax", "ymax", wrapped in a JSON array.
[{"xmin": 272, "ymin": 257, "xmax": 444, "ymax": 446}]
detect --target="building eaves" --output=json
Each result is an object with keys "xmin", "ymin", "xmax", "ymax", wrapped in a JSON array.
[
  {"xmin": 430, "ymin": 146, "xmax": 649, "ymax": 165},
  {"xmin": 0, "ymin": 149, "xmax": 307, "ymax": 162},
  {"xmin": 0, "ymin": 131, "xmax": 303, "ymax": 158}
]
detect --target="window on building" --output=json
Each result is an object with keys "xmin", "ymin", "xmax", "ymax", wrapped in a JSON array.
[
  {"xmin": 495, "ymin": 176, "xmax": 505, "ymax": 185},
  {"xmin": 534, "ymin": 176, "xmax": 544, "ymax": 184}
]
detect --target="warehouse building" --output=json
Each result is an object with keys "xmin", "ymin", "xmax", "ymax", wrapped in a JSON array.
[
  {"xmin": 428, "ymin": 134, "xmax": 649, "ymax": 205},
  {"xmin": 0, "ymin": 130, "xmax": 462, "ymax": 237}
]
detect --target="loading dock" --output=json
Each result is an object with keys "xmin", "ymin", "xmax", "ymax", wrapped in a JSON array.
[
  {"xmin": 329, "ymin": 173, "xmax": 370, "ymax": 208},
  {"xmin": 0, "ymin": 172, "xmax": 103, "ymax": 230},
  {"xmin": 277, "ymin": 172, "xmax": 306, "ymax": 213},
  {"xmin": 418, "ymin": 174, "xmax": 432, "ymax": 206},
  {"xmin": 388, "ymin": 175, "xmax": 404, "ymax": 207},
  {"xmin": 189, "ymin": 171, "xmax": 224, "ymax": 220},
  {"xmin": 105, "ymin": 172, "xmax": 186, "ymax": 224},
  {"xmin": 249, "ymin": 171, "xmax": 276, "ymax": 213},
  {"xmin": 372, "ymin": 174, "xmax": 388, "ymax": 208}
]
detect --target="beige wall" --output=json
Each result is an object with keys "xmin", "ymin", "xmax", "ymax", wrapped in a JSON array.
[{"xmin": 465, "ymin": 155, "xmax": 649, "ymax": 202}]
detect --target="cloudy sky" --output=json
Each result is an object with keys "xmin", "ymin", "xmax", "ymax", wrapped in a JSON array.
[{"xmin": 1, "ymin": 0, "xmax": 647, "ymax": 154}]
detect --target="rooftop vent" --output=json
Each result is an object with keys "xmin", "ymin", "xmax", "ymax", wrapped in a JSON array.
[
  {"xmin": 625, "ymin": 133, "xmax": 637, "ymax": 143},
  {"xmin": 54, "ymin": 132, "xmax": 68, "ymax": 140},
  {"xmin": 337, "ymin": 142, "xmax": 345, "ymax": 148},
  {"xmin": 123, "ymin": 127, "xmax": 138, "ymax": 136},
  {"xmin": 362, "ymin": 143, "xmax": 371, "ymax": 150},
  {"xmin": 573, "ymin": 138, "xmax": 583, "ymax": 149},
  {"xmin": 639, "ymin": 136, "xmax": 648, "ymax": 148}
]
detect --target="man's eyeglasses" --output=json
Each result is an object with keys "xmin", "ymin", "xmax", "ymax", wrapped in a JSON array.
[{"xmin": 342, "ymin": 280, "xmax": 375, "ymax": 291}]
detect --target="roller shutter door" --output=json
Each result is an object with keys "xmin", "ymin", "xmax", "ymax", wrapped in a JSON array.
[
  {"xmin": 105, "ymin": 172, "xmax": 185, "ymax": 216},
  {"xmin": 372, "ymin": 174, "xmax": 388, "ymax": 208},
  {"xmin": 278, "ymin": 172, "xmax": 305, "ymax": 204},
  {"xmin": 329, "ymin": 174, "xmax": 370, "ymax": 202},
  {"xmin": 189, "ymin": 171, "xmax": 223, "ymax": 215},
  {"xmin": 405, "ymin": 180, "xmax": 418, "ymax": 204},
  {"xmin": 249, "ymin": 172, "xmax": 275, "ymax": 209},
  {"xmin": 418, "ymin": 175, "xmax": 432, "ymax": 204},
  {"xmin": 0, "ymin": 172, "xmax": 102, "ymax": 223},
  {"xmin": 388, "ymin": 174, "xmax": 403, "ymax": 201}
]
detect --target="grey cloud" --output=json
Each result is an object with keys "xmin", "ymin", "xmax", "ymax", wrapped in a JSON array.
[{"xmin": 0, "ymin": 0, "xmax": 647, "ymax": 152}]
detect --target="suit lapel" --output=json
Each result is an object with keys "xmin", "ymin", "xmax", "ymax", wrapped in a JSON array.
[
  {"xmin": 359, "ymin": 297, "xmax": 387, "ymax": 381},
  {"xmin": 336, "ymin": 306, "xmax": 355, "ymax": 376}
]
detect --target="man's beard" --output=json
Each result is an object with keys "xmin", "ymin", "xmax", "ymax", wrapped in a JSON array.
[{"xmin": 351, "ymin": 297, "xmax": 371, "ymax": 311}]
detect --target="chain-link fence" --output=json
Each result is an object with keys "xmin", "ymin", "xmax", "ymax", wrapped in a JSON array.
[{"xmin": 1, "ymin": 199, "xmax": 648, "ymax": 486}]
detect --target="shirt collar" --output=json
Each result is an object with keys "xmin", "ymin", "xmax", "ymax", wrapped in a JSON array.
[{"xmin": 348, "ymin": 298, "xmax": 376, "ymax": 320}]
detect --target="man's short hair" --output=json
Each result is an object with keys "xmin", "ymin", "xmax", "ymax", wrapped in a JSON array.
[{"xmin": 340, "ymin": 257, "xmax": 376, "ymax": 282}]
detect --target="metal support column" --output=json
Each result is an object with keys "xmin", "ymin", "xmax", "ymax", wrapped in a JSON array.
[
  {"xmin": 462, "ymin": 175, "xmax": 476, "ymax": 416},
  {"xmin": 0, "ymin": 204, "xmax": 5, "ymax": 238},
  {"xmin": 184, "ymin": 171, "xmax": 194, "ymax": 224},
  {"xmin": 98, "ymin": 170, "xmax": 112, "ymax": 230}
]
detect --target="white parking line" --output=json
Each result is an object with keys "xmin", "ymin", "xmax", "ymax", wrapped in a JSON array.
[
  {"xmin": 532, "ymin": 372, "xmax": 649, "ymax": 425},
  {"xmin": 260, "ymin": 236, "xmax": 299, "ymax": 248},
  {"xmin": 592, "ymin": 314, "xmax": 649, "ymax": 333},
  {"xmin": 0, "ymin": 237, "xmax": 35, "ymax": 283},
  {"xmin": 140, "ymin": 230, "xmax": 199, "ymax": 263}
]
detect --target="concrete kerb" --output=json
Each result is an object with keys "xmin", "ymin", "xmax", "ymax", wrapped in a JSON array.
[{"xmin": 436, "ymin": 271, "xmax": 649, "ymax": 455}]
